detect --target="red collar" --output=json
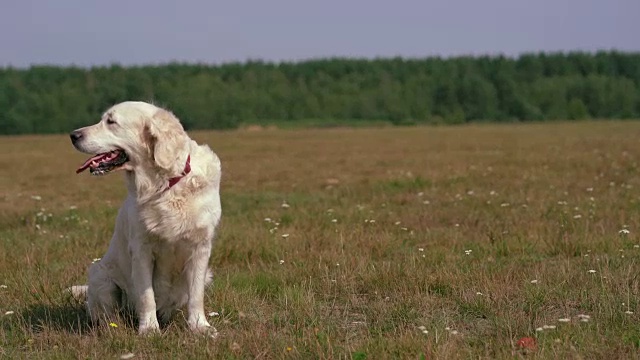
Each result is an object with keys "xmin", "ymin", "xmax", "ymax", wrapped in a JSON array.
[{"xmin": 167, "ymin": 155, "xmax": 191, "ymax": 189}]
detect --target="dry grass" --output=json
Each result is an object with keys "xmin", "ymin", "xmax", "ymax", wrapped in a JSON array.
[{"xmin": 2, "ymin": 122, "xmax": 640, "ymax": 359}]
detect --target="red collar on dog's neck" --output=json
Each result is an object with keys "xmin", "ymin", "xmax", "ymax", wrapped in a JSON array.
[{"xmin": 167, "ymin": 155, "xmax": 191, "ymax": 190}]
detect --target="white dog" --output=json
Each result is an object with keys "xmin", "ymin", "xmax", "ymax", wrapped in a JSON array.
[{"xmin": 69, "ymin": 101, "xmax": 222, "ymax": 334}]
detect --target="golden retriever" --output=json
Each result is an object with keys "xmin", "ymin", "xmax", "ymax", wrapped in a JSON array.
[{"xmin": 69, "ymin": 101, "xmax": 221, "ymax": 334}]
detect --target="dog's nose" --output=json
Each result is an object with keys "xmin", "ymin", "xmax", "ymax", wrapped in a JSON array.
[{"xmin": 70, "ymin": 130, "xmax": 83, "ymax": 143}]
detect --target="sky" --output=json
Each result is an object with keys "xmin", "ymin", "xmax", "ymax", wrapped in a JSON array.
[{"xmin": 1, "ymin": 0, "xmax": 638, "ymax": 68}]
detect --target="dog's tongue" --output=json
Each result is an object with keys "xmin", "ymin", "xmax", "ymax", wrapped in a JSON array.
[{"xmin": 76, "ymin": 151, "xmax": 119, "ymax": 174}]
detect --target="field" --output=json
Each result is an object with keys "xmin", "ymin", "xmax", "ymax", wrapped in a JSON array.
[{"xmin": 2, "ymin": 121, "xmax": 640, "ymax": 359}]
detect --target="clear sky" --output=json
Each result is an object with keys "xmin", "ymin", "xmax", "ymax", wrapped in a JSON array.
[{"xmin": 1, "ymin": 0, "xmax": 638, "ymax": 67}]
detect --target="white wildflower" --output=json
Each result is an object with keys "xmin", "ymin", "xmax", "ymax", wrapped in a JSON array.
[{"xmin": 577, "ymin": 314, "xmax": 591, "ymax": 322}]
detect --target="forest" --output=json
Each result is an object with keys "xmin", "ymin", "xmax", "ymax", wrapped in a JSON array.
[{"xmin": 0, "ymin": 51, "xmax": 639, "ymax": 134}]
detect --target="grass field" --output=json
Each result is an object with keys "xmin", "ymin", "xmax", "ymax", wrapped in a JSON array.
[{"xmin": 2, "ymin": 121, "xmax": 640, "ymax": 359}]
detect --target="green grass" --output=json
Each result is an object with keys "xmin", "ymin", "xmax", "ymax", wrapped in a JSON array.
[{"xmin": 1, "ymin": 121, "xmax": 640, "ymax": 358}]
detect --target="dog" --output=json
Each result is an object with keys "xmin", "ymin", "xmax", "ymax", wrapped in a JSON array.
[{"xmin": 69, "ymin": 101, "xmax": 222, "ymax": 334}]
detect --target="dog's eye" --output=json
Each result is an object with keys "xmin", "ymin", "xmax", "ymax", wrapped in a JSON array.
[{"xmin": 106, "ymin": 118, "xmax": 117, "ymax": 125}]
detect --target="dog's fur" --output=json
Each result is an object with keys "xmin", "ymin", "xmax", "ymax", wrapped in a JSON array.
[{"xmin": 69, "ymin": 101, "xmax": 221, "ymax": 334}]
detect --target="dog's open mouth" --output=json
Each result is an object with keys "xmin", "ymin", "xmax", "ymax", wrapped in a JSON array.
[{"xmin": 76, "ymin": 150, "xmax": 129, "ymax": 176}]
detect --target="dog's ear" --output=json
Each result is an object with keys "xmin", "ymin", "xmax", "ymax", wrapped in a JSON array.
[{"xmin": 145, "ymin": 109, "xmax": 189, "ymax": 174}]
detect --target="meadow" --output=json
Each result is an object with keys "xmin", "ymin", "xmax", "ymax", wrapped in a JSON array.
[{"xmin": 1, "ymin": 121, "xmax": 640, "ymax": 359}]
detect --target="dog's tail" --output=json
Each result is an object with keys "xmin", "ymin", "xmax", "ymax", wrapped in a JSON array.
[{"xmin": 66, "ymin": 285, "xmax": 88, "ymax": 302}]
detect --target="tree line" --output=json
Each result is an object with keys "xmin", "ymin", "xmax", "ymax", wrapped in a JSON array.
[{"xmin": 1, "ymin": 51, "xmax": 639, "ymax": 134}]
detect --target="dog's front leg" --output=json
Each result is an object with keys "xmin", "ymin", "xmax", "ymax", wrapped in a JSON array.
[
  {"xmin": 186, "ymin": 241, "xmax": 213, "ymax": 333},
  {"xmin": 131, "ymin": 243, "xmax": 160, "ymax": 335}
]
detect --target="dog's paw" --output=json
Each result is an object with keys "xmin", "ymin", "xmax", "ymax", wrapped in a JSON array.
[
  {"xmin": 138, "ymin": 318, "xmax": 161, "ymax": 336},
  {"xmin": 194, "ymin": 324, "xmax": 218, "ymax": 337},
  {"xmin": 65, "ymin": 285, "xmax": 88, "ymax": 302},
  {"xmin": 188, "ymin": 318, "xmax": 213, "ymax": 334},
  {"xmin": 138, "ymin": 324, "xmax": 161, "ymax": 336}
]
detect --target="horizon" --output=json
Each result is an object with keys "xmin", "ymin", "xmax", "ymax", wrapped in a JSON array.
[{"xmin": 1, "ymin": 49, "xmax": 636, "ymax": 70}]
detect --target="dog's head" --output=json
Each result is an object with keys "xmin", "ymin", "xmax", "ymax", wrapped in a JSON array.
[{"xmin": 71, "ymin": 101, "xmax": 189, "ymax": 177}]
